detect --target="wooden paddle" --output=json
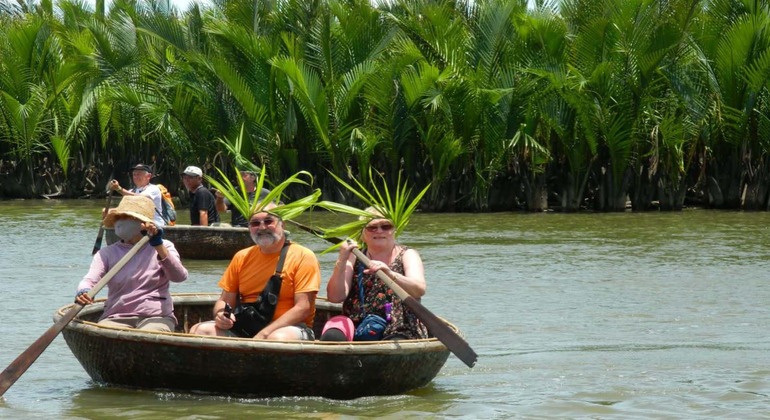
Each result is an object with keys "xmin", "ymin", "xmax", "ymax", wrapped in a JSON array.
[
  {"xmin": 92, "ymin": 190, "xmax": 116, "ymax": 255},
  {"xmin": 286, "ymin": 219, "xmax": 478, "ymax": 368},
  {"xmin": 0, "ymin": 235, "xmax": 150, "ymax": 397}
]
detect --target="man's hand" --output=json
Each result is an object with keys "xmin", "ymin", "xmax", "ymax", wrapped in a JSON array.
[
  {"xmin": 109, "ymin": 179, "xmax": 122, "ymax": 192},
  {"xmin": 214, "ymin": 310, "xmax": 235, "ymax": 330}
]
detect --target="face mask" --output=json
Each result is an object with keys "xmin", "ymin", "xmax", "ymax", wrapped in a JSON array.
[{"xmin": 114, "ymin": 219, "xmax": 143, "ymax": 241}]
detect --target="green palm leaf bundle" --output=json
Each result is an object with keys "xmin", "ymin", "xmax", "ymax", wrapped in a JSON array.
[
  {"xmin": 316, "ymin": 168, "xmax": 430, "ymax": 243},
  {"xmin": 205, "ymin": 165, "xmax": 321, "ymax": 223}
]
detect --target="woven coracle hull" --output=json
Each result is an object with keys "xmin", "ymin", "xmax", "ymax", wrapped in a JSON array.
[
  {"xmin": 106, "ymin": 225, "xmax": 253, "ymax": 260},
  {"xmin": 56, "ymin": 294, "xmax": 453, "ymax": 399}
]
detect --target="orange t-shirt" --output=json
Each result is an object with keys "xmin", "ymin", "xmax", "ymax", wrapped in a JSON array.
[{"xmin": 218, "ymin": 243, "xmax": 321, "ymax": 326}]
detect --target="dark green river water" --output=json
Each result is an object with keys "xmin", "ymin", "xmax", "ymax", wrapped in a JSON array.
[{"xmin": 1, "ymin": 200, "xmax": 769, "ymax": 418}]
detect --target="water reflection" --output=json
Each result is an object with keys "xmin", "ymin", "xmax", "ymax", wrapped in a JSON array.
[{"xmin": 67, "ymin": 384, "xmax": 462, "ymax": 418}]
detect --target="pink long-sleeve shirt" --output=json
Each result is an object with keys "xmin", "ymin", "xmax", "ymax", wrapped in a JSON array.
[{"xmin": 78, "ymin": 240, "xmax": 188, "ymax": 323}]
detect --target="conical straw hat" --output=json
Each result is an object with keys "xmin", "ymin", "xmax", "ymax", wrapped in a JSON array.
[{"xmin": 103, "ymin": 195, "xmax": 155, "ymax": 228}]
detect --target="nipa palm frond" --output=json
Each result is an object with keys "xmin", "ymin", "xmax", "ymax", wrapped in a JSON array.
[
  {"xmin": 316, "ymin": 168, "xmax": 430, "ymax": 243},
  {"xmin": 205, "ymin": 165, "xmax": 319, "ymax": 223}
]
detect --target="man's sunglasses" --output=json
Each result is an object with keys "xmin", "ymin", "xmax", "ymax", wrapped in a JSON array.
[{"xmin": 249, "ymin": 218, "xmax": 276, "ymax": 227}]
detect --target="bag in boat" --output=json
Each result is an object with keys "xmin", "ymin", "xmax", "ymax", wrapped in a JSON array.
[
  {"xmin": 232, "ymin": 298, "xmax": 275, "ymax": 338},
  {"xmin": 353, "ymin": 313, "xmax": 388, "ymax": 341},
  {"xmin": 351, "ymin": 260, "xmax": 389, "ymax": 341}
]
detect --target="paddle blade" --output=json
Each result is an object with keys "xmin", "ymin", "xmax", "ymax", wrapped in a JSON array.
[
  {"xmin": 92, "ymin": 191, "xmax": 115, "ymax": 255},
  {"xmin": 1, "ymin": 236, "xmax": 147, "ymax": 396},
  {"xmin": 0, "ymin": 304, "xmax": 83, "ymax": 396},
  {"xmin": 91, "ymin": 233, "xmax": 104, "ymax": 255},
  {"xmin": 402, "ymin": 296, "xmax": 478, "ymax": 368}
]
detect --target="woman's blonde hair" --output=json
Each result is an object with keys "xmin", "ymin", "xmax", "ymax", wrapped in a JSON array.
[{"xmin": 359, "ymin": 206, "xmax": 385, "ymax": 221}]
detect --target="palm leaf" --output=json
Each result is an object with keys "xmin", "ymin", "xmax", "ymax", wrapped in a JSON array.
[
  {"xmin": 50, "ymin": 135, "xmax": 71, "ymax": 175},
  {"xmin": 215, "ymin": 123, "xmax": 257, "ymax": 170},
  {"xmin": 205, "ymin": 165, "xmax": 319, "ymax": 223},
  {"xmin": 315, "ymin": 168, "xmax": 430, "ymax": 242}
]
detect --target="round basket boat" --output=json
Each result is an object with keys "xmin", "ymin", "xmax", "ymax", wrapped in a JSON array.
[
  {"xmin": 55, "ymin": 294, "xmax": 454, "ymax": 399},
  {"xmin": 105, "ymin": 225, "xmax": 253, "ymax": 260}
]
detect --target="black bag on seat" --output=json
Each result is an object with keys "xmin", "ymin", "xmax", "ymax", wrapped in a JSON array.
[{"xmin": 231, "ymin": 241, "xmax": 291, "ymax": 337}]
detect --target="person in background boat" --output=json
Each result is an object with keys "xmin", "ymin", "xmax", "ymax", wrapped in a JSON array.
[
  {"xmin": 181, "ymin": 165, "xmax": 219, "ymax": 226},
  {"xmin": 189, "ymin": 203, "xmax": 321, "ymax": 340},
  {"xmin": 214, "ymin": 170, "xmax": 271, "ymax": 227},
  {"xmin": 75, "ymin": 195, "xmax": 188, "ymax": 332},
  {"xmin": 320, "ymin": 207, "xmax": 429, "ymax": 341},
  {"xmin": 108, "ymin": 163, "xmax": 165, "ymax": 226}
]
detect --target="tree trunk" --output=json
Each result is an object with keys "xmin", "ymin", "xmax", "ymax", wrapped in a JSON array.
[
  {"xmin": 522, "ymin": 171, "xmax": 548, "ymax": 212},
  {"xmin": 595, "ymin": 165, "xmax": 632, "ymax": 212},
  {"xmin": 629, "ymin": 163, "xmax": 657, "ymax": 211},
  {"xmin": 658, "ymin": 176, "xmax": 687, "ymax": 211},
  {"xmin": 707, "ymin": 154, "xmax": 742, "ymax": 208},
  {"xmin": 741, "ymin": 161, "xmax": 770, "ymax": 210},
  {"xmin": 560, "ymin": 170, "xmax": 590, "ymax": 212}
]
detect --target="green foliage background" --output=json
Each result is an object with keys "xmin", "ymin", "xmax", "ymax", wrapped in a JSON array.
[{"xmin": 1, "ymin": 0, "xmax": 770, "ymax": 212}]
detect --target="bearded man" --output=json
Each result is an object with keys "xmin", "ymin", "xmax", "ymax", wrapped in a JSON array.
[{"xmin": 189, "ymin": 205, "xmax": 321, "ymax": 340}]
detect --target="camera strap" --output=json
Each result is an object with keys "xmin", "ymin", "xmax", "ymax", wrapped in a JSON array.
[{"xmin": 236, "ymin": 239, "xmax": 292, "ymax": 309}]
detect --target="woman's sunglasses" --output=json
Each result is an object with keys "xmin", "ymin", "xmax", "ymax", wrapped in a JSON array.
[{"xmin": 365, "ymin": 223, "xmax": 394, "ymax": 232}]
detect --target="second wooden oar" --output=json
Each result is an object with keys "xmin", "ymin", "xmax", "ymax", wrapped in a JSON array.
[
  {"xmin": 92, "ymin": 190, "xmax": 116, "ymax": 255},
  {"xmin": 0, "ymin": 235, "xmax": 150, "ymax": 397},
  {"xmin": 286, "ymin": 219, "xmax": 478, "ymax": 368}
]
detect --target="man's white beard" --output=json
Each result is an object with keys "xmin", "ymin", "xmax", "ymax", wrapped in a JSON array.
[{"xmin": 251, "ymin": 231, "xmax": 281, "ymax": 247}]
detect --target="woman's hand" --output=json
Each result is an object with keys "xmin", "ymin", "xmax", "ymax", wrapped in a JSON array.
[
  {"xmin": 340, "ymin": 239, "xmax": 358, "ymax": 256},
  {"xmin": 365, "ymin": 259, "xmax": 393, "ymax": 277},
  {"xmin": 141, "ymin": 222, "xmax": 166, "ymax": 248},
  {"xmin": 75, "ymin": 288, "xmax": 93, "ymax": 305},
  {"xmin": 141, "ymin": 222, "xmax": 160, "ymax": 237}
]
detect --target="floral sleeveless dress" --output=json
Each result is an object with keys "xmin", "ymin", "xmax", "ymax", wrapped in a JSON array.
[{"xmin": 342, "ymin": 246, "xmax": 429, "ymax": 340}]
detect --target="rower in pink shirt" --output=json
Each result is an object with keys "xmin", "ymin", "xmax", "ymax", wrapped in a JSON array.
[{"xmin": 76, "ymin": 195, "xmax": 188, "ymax": 332}]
